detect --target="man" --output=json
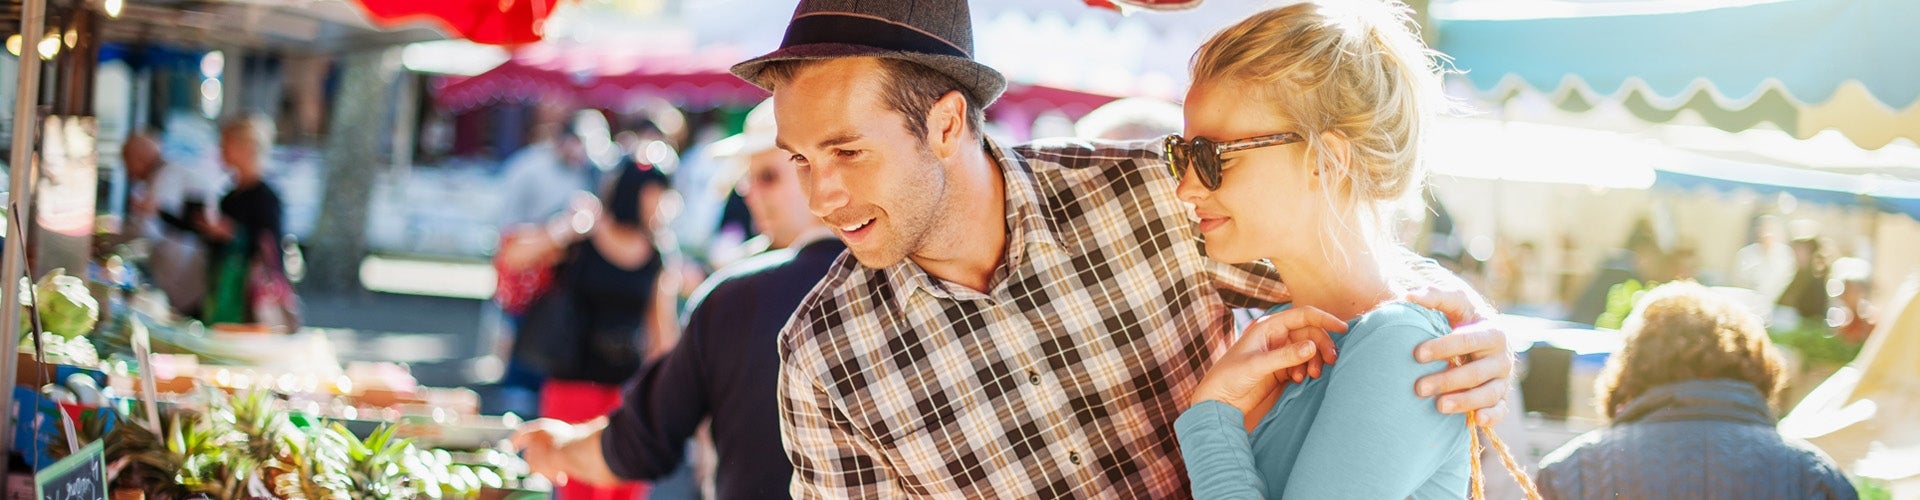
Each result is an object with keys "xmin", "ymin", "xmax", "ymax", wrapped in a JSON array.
[
  {"xmin": 512, "ymin": 100, "xmax": 837, "ymax": 500},
  {"xmin": 122, "ymin": 132, "xmax": 211, "ymax": 317},
  {"xmin": 731, "ymin": 1, "xmax": 1517, "ymax": 497}
]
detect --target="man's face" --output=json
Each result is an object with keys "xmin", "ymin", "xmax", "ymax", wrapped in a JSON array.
[
  {"xmin": 122, "ymin": 137, "xmax": 161, "ymax": 181},
  {"xmin": 773, "ymin": 58, "xmax": 947, "ymax": 268},
  {"xmin": 557, "ymin": 136, "xmax": 587, "ymax": 169},
  {"xmin": 741, "ymin": 148, "xmax": 820, "ymax": 249}
]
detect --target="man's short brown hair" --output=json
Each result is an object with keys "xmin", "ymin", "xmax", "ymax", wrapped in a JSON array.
[
  {"xmin": 758, "ymin": 58, "xmax": 987, "ymax": 143},
  {"xmin": 1596, "ymin": 281, "xmax": 1789, "ymax": 419}
]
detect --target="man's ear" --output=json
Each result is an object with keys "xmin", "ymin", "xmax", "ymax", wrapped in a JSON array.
[{"xmin": 927, "ymin": 90, "xmax": 969, "ymax": 159}]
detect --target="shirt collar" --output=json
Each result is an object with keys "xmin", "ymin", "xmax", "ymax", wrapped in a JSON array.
[
  {"xmin": 989, "ymin": 136, "xmax": 1062, "ymax": 257},
  {"xmin": 880, "ymin": 137, "xmax": 1062, "ymax": 300}
]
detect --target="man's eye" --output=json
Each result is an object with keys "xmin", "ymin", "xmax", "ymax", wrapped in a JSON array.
[
  {"xmin": 834, "ymin": 149, "xmax": 861, "ymax": 159},
  {"xmin": 789, "ymin": 154, "xmax": 806, "ymax": 163}
]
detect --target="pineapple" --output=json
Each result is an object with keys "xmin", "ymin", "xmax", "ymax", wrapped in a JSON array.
[{"xmin": 263, "ymin": 426, "xmax": 352, "ymax": 500}]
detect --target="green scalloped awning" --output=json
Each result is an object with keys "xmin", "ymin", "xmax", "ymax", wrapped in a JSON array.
[{"xmin": 1436, "ymin": 0, "xmax": 1920, "ymax": 149}]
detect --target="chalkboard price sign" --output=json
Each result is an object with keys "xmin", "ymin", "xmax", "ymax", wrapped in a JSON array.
[{"xmin": 34, "ymin": 440, "xmax": 104, "ymax": 500}]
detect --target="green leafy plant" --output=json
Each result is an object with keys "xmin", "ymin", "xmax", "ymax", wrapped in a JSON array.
[
  {"xmin": 1770, "ymin": 319, "xmax": 1863, "ymax": 367},
  {"xmin": 18, "ymin": 269, "xmax": 101, "ymax": 339},
  {"xmin": 1595, "ymin": 279, "xmax": 1653, "ymax": 330}
]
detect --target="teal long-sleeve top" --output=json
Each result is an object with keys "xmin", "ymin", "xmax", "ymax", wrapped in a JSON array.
[{"xmin": 1175, "ymin": 302, "xmax": 1470, "ymax": 499}]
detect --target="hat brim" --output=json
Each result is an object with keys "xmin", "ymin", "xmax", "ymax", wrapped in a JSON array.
[{"xmin": 731, "ymin": 43, "xmax": 1007, "ymax": 109}]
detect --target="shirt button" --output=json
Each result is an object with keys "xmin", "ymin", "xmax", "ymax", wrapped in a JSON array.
[
  {"xmin": 1027, "ymin": 371, "xmax": 1041, "ymax": 385},
  {"xmin": 1069, "ymin": 452, "xmax": 1082, "ymax": 465}
]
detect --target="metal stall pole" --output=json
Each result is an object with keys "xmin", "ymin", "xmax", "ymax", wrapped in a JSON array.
[{"xmin": 0, "ymin": 0, "xmax": 50, "ymax": 490}]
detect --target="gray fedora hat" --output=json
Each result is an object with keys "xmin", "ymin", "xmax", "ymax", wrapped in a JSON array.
[{"xmin": 730, "ymin": 0, "xmax": 1008, "ymax": 108}]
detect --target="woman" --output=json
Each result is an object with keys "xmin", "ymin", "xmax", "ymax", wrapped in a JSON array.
[
  {"xmin": 514, "ymin": 158, "xmax": 679, "ymax": 500},
  {"xmin": 1170, "ymin": 2, "xmax": 1507, "ymax": 498},
  {"xmin": 200, "ymin": 116, "xmax": 295, "ymax": 328},
  {"xmin": 1536, "ymin": 282, "xmax": 1854, "ymax": 498}
]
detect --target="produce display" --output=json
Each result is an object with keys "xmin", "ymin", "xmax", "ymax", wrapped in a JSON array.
[{"xmin": 8, "ymin": 265, "xmax": 540, "ymax": 499}]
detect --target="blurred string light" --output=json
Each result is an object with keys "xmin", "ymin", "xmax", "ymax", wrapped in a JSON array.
[
  {"xmin": 104, "ymin": 0, "xmax": 123, "ymax": 18},
  {"xmin": 5, "ymin": 35, "xmax": 20, "ymax": 57},
  {"xmin": 200, "ymin": 51, "xmax": 224, "ymax": 118},
  {"xmin": 37, "ymin": 34, "xmax": 60, "ymax": 60},
  {"xmin": 63, "ymin": 28, "xmax": 76, "ymax": 49}
]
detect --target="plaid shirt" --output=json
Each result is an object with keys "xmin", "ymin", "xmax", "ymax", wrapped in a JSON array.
[{"xmin": 778, "ymin": 138, "xmax": 1289, "ymax": 499}]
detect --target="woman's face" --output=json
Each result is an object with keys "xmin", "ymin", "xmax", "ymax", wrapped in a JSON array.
[
  {"xmin": 221, "ymin": 133, "xmax": 257, "ymax": 176},
  {"xmin": 1175, "ymin": 81, "xmax": 1329, "ymax": 265}
]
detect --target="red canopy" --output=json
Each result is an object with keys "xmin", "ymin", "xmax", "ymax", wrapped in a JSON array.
[
  {"xmin": 352, "ymin": 0, "xmax": 564, "ymax": 45},
  {"xmin": 433, "ymin": 43, "xmax": 1123, "ymax": 120}
]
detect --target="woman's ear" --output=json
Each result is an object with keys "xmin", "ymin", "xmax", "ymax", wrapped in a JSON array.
[{"xmin": 1316, "ymin": 130, "xmax": 1353, "ymax": 177}]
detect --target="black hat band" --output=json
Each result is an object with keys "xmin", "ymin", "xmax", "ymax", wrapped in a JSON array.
[{"xmin": 782, "ymin": 13, "xmax": 971, "ymax": 60}]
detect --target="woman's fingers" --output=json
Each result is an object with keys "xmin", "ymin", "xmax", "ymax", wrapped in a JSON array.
[{"xmin": 1258, "ymin": 340, "xmax": 1317, "ymax": 375}]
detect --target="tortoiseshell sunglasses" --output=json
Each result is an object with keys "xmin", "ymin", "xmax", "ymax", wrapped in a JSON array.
[{"xmin": 1163, "ymin": 132, "xmax": 1304, "ymax": 190}]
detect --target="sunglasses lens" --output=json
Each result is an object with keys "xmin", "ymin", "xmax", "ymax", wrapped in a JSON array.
[{"xmin": 1192, "ymin": 138, "xmax": 1221, "ymax": 189}]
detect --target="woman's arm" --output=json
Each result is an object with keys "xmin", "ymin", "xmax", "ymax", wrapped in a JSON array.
[
  {"xmin": 1283, "ymin": 310, "xmax": 1470, "ymax": 499},
  {"xmin": 1177, "ymin": 307, "xmax": 1341, "ymax": 498}
]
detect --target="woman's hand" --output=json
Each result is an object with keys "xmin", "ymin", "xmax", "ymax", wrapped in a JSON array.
[
  {"xmin": 1191, "ymin": 306, "xmax": 1348, "ymax": 417},
  {"xmin": 497, "ymin": 226, "xmax": 564, "ymax": 272}
]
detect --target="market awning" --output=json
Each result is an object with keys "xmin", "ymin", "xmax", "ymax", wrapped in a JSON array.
[
  {"xmin": 431, "ymin": 40, "xmax": 1128, "ymax": 120},
  {"xmin": 350, "ymin": 0, "xmax": 565, "ymax": 45},
  {"xmin": 1426, "ymin": 118, "xmax": 1920, "ymax": 220},
  {"xmin": 1435, "ymin": 0, "xmax": 1920, "ymax": 149}
]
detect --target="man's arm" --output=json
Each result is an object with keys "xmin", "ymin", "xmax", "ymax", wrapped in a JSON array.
[
  {"xmin": 780, "ymin": 346, "xmax": 899, "ymax": 498},
  {"xmin": 594, "ymin": 303, "xmax": 715, "ymax": 480},
  {"xmin": 514, "ymin": 299, "xmax": 716, "ymax": 484}
]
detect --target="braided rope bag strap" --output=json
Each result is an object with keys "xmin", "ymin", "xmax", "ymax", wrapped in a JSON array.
[{"xmin": 1468, "ymin": 409, "xmax": 1543, "ymax": 500}]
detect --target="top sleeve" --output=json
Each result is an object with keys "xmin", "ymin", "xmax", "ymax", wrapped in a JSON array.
[
  {"xmin": 1174, "ymin": 400, "xmax": 1268, "ymax": 499},
  {"xmin": 598, "ymin": 297, "xmax": 717, "ymax": 479},
  {"xmin": 1282, "ymin": 308, "xmax": 1472, "ymax": 499}
]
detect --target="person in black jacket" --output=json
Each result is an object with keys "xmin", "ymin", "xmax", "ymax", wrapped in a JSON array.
[
  {"xmin": 1537, "ymin": 281, "xmax": 1856, "ymax": 499},
  {"xmin": 514, "ymin": 100, "xmax": 835, "ymax": 499}
]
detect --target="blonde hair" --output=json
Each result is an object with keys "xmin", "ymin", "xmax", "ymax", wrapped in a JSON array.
[
  {"xmin": 1191, "ymin": 0, "xmax": 1451, "ymax": 240},
  {"xmin": 1597, "ymin": 281, "xmax": 1789, "ymax": 419}
]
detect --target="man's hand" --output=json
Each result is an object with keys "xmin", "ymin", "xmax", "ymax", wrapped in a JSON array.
[
  {"xmin": 511, "ymin": 418, "xmax": 583, "ymax": 486},
  {"xmin": 195, "ymin": 216, "xmax": 236, "ymax": 243},
  {"xmin": 511, "ymin": 417, "xmax": 621, "ymax": 486},
  {"xmin": 1406, "ymin": 286, "xmax": 1516, "ymax": 426}
]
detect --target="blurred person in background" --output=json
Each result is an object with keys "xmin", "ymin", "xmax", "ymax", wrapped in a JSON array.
[
  {"xmin": 123, "ymin": 131, "xmax": 211, "ymax": 318},
  {"xmin": 1073, "ymin": 96, "xmax": 1184, "ymax": 141},
  {"xmin": 1570, "ymin": 217, "xmax": 1664, "ymax": 325},
  {"xmin": 510, "ymin": 157, "xmax": 679, "ymax": 500},
  {"xmin": 1778, "ymin": 235, "xmax": 1835, "ymax": 325},
  {"xmin": 514, "ymin": 98, "xmax": 838, "ymax": 500},
  {"xmin": 1830, "ymin": 257, "xmax": 1876, "ymax": 343},
  {"xmin": 1536, "ymin": 281, "xmax": 1854, "ymax": 499},
  {"xmin": 199, "ymin": 115, "xmax": 296, "ymax": 328},
  {"xmin": 494, "ymin": 112, "xmax": 606, "ymax": 417},
  {"xmin": 1735, "ymin": 214, "xmax": 1796, "ymax": 303}
]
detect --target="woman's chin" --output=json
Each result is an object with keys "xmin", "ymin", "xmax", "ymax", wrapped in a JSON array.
[{"xmin": 1202, "ymin": 245, "xmax": 1259, "ymax": 265}]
